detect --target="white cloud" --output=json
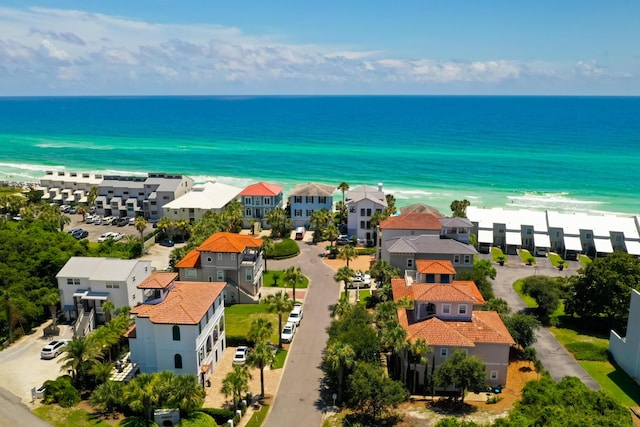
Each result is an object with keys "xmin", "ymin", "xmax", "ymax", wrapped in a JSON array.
[{"xmin": 0, "ymin": 6, "xmax": 635, "ymax": 94}]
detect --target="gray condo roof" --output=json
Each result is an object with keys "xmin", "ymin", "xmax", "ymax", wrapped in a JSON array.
[
  {"xmin": 385, "ymin": 234, "xmax": 478, "ymax": 255},
  {"xmin": 56, "ymin": 257, "xmax": 150, "ymax": 282},
  {"xmin": 288, "ymin": 182, "xmax": 336, "ymax": 197},
  {"xmin": 345, "ymin": 185, "xmax": 387, "ymax": 206},
  {"xmin": 439, "ymin": 217, "xmax": 473, "ymax": 228}
]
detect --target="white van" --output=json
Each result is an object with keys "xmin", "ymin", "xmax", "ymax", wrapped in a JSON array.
[{"xmin": 295, "ymin": 227, "xmax": 306, "ymax": 240}]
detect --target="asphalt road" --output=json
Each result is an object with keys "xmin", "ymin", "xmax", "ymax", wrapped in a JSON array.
[
  {"xmin": 485, "ymin": 253, "xmax": 601, "ymax": 390},
  {"xmin": 0, "ymin": 387, "xmax": 52, "ymax": 427},
  {"xmin": 263, "ymin": 241, "xmax": 340, "ymax": 427}
]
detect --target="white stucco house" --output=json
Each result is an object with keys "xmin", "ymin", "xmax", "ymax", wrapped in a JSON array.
[
  {"xmin": 610, "ymin": 289, "xmax": 640, "ymax": 383},
  {"xmin": 345, "ymin": 183, "xmax": 387, "ymax": 243},
  {"xmin": 127, "ymin": 273, "xmax": 227, "ymax": 387},
  {"xmin": 162, "ymin": 181, "xmax": 242, "ymax": 222},
  {"xmin": 56, "ymin": 257, "xmax": 153, "ymax": 336},
  {"xmin": 288, "ymin": 182, "xmax": 336, "ymax": 228}
]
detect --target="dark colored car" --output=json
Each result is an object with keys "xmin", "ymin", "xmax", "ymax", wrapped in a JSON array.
[
  {"xmin": 159, "ymin": 239, "xmax": 175, "ymax": 247},
  {"xmin": 71, "ymin": 228, "xmax": 89, "ymax": 239}
]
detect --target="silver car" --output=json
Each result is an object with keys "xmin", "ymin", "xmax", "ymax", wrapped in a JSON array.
[{"xmin": 41, "ymin": 339, "xmax": 70, "ymax": 359}]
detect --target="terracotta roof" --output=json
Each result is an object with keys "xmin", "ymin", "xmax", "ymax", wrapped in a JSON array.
[
  {"xmin": 380, "ymin": 212, "xmax": 443, "ymax": 230},
  {"xmin": 391, "ymin": 278, "xmax": 414, "ymax": 300},
  {"xmin": 124, "ymin": 324, "xmax": 136, "ymax": 338},
  {"xmin": 137, "ymin": 272, "xmax": 178, "ymax": 289},
  {"xmin": 130, "ymin": 281, "xmax": 225, "ymax": 325},
  {"xmin": 197, "ymin": 232, "xmax": 263, "ymax": 253},
  {"xmin": 416, "ymin": 260, "xmax": 456, "ymax": 275},
  {"xmin": 452, "ymin": 280, "xmax": 486, "ymax": 305},
  {"xmin": 175, "ymin": 249, "xmax": 201, "ymax": 268},
  {"xmin": 392, "ymin": 277, "xmax": 484, "ymax": 305},
  {"xmin": 401, "ymin": 311, "xmax": 514, "ymax": 347},
  {"xmin": 240, "ymin": 181, "xmax": 283, "ymax": 197}
]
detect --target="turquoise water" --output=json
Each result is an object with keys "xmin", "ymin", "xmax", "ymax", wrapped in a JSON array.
[{"xmin": 0, "ymin": 96, "xmax": 638, "ymax": 215}]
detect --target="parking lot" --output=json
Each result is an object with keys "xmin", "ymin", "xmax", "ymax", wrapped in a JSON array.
[{"xmin": 66, "ymin": 213, "xmax": 154, "ymax": 243}]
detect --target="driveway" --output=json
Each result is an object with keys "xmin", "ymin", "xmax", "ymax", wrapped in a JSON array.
[
  {"xmin": 485, "ymin": 254, "xmax": 600, "ymax": 390},
  {"xmin": 263, "ymin": 240, "xmax": 340, "ymax": 427}
]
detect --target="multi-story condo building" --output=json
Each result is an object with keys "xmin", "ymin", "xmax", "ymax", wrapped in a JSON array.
[{"xmin": 162, "ymin": 181, "xmax": 242, "ymax": 222}]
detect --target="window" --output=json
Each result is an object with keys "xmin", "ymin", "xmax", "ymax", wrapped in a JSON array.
[
  {"xmin": 255, "ymin": 198, "xmax": 261, "ymax": 206},
  {"xmin": 360, "ymin": 208, "xmax": 365, "ymax": 216},
  {"xmin": 306, "ymin": 196, "xmax": 314, "ymax": 203},
  {"xmin": 294, "ymin": 196, "xmax": 302, "ymax": 203},
  {"xmin": 245, "ymin": 268, "xmax": 252, "ymax": 281},
  {"xmin": 186, "ymin": 269, "xmax": 197, "ymax": 279},
  {"xmin": 349, "ymin": 206, "xmax": 356, "ymax": 213},
  {"xmin": 366, "ymin": 208, "xmax": 372, "ymax": 216},
  {"xmin": 586, "ymin": 233, "xmax": 592, "ymax": 239},
  {"xmin": 360, "ymin": 220, "xmax": 365, "ymax": 229},
  {"xmin": 440, "ymin": 348, "xmax": 448, "ymax": 357},
  {"xmin": 172, "ymin": 325, "xmax": 181, "ymax": 341},
  {"xmin": 244, "ymin": 197, "xmax": 251, "ymax": 205},
  {"xmin": 441, "ymin": 274, "xmax": 451, "ymax": 283},
  {"xmin": 245, "ymin": 208, "xmax": 252, "ymax": 217},
  {"xmin": 366, "ymin": 221, "xmax": 371, "ymax": 229},
  {"xmin": 66, "ymin": 278, "xmax": 80, "ymax": 286},
  {"xmin": 490, "ymin": 371, "xmax": 498, "ymax": 380},
  {"xmin": 425, "ymin": 274, "xmax": 435, "ymax": 283},
  {"xmin": 442, "ymin": 304, "xmax": 451, "ymax": 314},
  {"xmin": 231, "ymin": 253, "xmax": 236, "ymax": 261},
  {"xmin": 306, "ymin": 210, "xmax": 313, "ymax": 217},
  {"xmin": 407, "ymin": 259, "xmax": 414, "ymax": 268},
  {"xmin": 206, "ymin": 257, "xmax": 212, "ymax": 263},
  {"xmin": 174, "ymin": 354, "xmax": 183, "ymax": 369},
  {"xmin": 294, "ymin": 209, "xmax": 302, "ymax": 217},
  {"xmin": 527, "ymin": 228, "xmax": 532, "ymax": 235},
  {"xmin": 454, "ymin": 255, "xmax": 460, "ymax": 263},
  {"xmin": 106, "ymin": 282, "xmax": 120, "ymax": 289},
  {"xmin": 459, "ymin": 304, "xmax": 468, "ymax": 315},
  {"xmin": 217, "ymin": 253, "xmax": 223, "ymax": 261},
  {"xmin": 464, "ymin": 255, "xmax": 471, "ymax": 264},
  {"xmin": 319, "ymin": 196, "xmax": 327, "ymax": 204},
  {"xmin": 217, "ymin": 271, "xmax": 224, "ymax": 281},
  {"xmin": 263, "ymin": 197, "xmax": 270, "ymax": 205}
]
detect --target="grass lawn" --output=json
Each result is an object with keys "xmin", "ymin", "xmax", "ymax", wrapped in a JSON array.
[
  {"xmin": 548, "ymin": 325, "xmax": 640, "ymax": 407},
  {"xmin": 579, "ymin": 254, "xmax": 592, "ymax": 267},
  {"xmin": 245, "ymin": 404, "xmax": 269, "ymax": 426},
  {"xmin": 263, "ymin": 270, "xmax": 309, "ymax": 288},
  {"xmin": 548, "ymin": 252, "xmax": 564, "ymax": 267},
  {"xmin": 519, "ymin": 249, "xmax": 536, "ymax": 265},
  {"xmin": 225, "ymin": 304, "xmax": 280, "ymax": 343},
  {"xmin": 513, "ymin": 279, "xmax": 538, "ymax": 308},
  {"xmin": 272, "ymin": 349, "xmax": 287, "ymax": 369},
  {"xmin": 491, "ymin": 247, "xmax": 505, "ymax": 263},
  {"xmin": 33, "ymin": 405, "xmax": 111, "ymax": 427},
  {"xmin": 357, "ymin": 289, "xmax": 371, "ymax": 305},
  {"xmin": 178, "ymin": 411, "xmax": 217, "ymax": 426}
]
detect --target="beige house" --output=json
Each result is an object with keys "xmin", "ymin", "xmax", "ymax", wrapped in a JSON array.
[
  {"xmin": 392, "ymin": 260, "xmax": 514, "ymax": 388},
  {"xmin": 175, "ymin": 232, "xmax": 264, "ymax": 304}
]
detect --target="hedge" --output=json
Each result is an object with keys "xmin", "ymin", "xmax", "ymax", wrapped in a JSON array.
[
  {"xmin": 198, "ymin": 408, "xmax": 235, "ymax": 426},
  {"xmin": 267, "ymin": 238, "xmax": 300, "ymax": 259},
  {"xmin": 225, "ymin": 335, "xmax": 251, "ymax": 347}
]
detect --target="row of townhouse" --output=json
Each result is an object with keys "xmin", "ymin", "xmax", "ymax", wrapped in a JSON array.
[{"xmin": 467, "ymin": 206, "xmax": 640, "ymax": 259}]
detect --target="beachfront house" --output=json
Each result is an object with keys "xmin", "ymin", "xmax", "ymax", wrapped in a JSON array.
[
  {"xmin": 239, "ymin": 182, "xmax": 284, "ymax": 230},
  {"xmin": 39, "ymin": 171, "xmax": 103, "ymax": 204},
  {"xmin": 392, "ymin": 261, "xmax": 514, "ymax": 389},
  {"xmin": 161, "ymin": 181, "xmax": 242, "ymax": 222},
  {"xmin": 610, "ymin": 289, "xmax": 640, "ymax": 384},
  {"xmin": 345, "ymin": 184, "xmax": 387, "ymax": 243},
  {"xmin": 127, "ymin": 275, "xmax": 227, "ymax": 387},
  {"xmin": 56, "ymin": 257, "xmax": 153, "ymax": 336},
  {"xmin": 381, "ymin": 233, "xmax": 477, "ymax": 274},
  {"xmin": 288, "ymin": 182, "xmax": 336, "ymax": 229},
  {"xmin": 175, "ymin": 232, "xmax": 264, "ymax": 304}
]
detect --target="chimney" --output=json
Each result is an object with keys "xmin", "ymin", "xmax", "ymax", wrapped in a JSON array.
[{"xmin": 378, "ymin": 182, "xmax": 383, "ymax": 192}]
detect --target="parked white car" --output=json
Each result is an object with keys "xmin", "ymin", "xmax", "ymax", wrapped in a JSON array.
[
  {"xmin": 85, "ymin": 215, "xmax": 94, "ymax": 224},
  {"xmin": 233, "ymin": 346, "xmax": 249, "ymax": 365},
  {"xmin": 41, "ymin": 339, "xmax": 70, "ymax": 359},
  {"xmin": 98, "ymin": 232, "xmax": 120, "ymax": 242},
  {"xmin": 281, "ymin": 322, "xmax": 296, "ymax": 344},
  {"xmin": 287, "ymin": 305, "xmax": 303, "ymax": 327}
]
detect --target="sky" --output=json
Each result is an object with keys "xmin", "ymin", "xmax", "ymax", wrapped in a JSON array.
[{"xmin": 0, "ymin": 1, "xmax": 639, "ymax": 96}]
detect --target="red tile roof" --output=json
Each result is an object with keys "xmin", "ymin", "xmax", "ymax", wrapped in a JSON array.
[
  {"xmin": 137, "ymin": 272, "xmax": 178, "ymax": 289},
  {"xmin": 240, "ymin": 182, "xmax": 283, "ymax": 197},
  {"xmin": 175, "ymin": 249, "xmax": 201, "ymax": 268},
  {"xmin": 197, "ymin": 232, "xmax": 263, "ymax": 253},
  {"xmin": 452, "ymin": 280, "xmax": 486, "ymax": 305},
  {"xmin": 392, "ymin": 277, "xmax": 485, "ymax": 305},
  {"xmin": 379, "ymin": 212, "xmax": 443, "ymax": 230},
  {"xmin": 130, "ymin": 281, "xmax": 225, "ymax": 325},
  {"xmin": 416, "ymin": 260, "xmax": 456, "ymax": 275}
]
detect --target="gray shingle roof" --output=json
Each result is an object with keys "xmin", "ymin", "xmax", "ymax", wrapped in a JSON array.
[
  {"xmin": 386, "ymin": 234, "xmax": 477, "ymax": 255},
  {"xmin": 56, "ymin": 257, "xmax": 149, "ymax": 282},
  {"xmin": 439, "ymin": 217, "xmax": 473, "ymax": 228},
  {"xmin": 288, "ymin": 182, "xmax": 336, "ymax": 197},
  {"xmin": 345, "ymin": 185, "xmax": 387, "ymax": 206}
]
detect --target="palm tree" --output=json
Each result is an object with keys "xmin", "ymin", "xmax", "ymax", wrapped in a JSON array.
[
  {"xmin": 134, "ymin": 216, "xmax": 148, "ymax": 243},
  {"xmin": 156, "ymin": 217, "xmax": 173, "ymax": 237},
  {"xmin": 220, "ymin": 364, "xmax": 251, "ymax": 410},
  {"xmin": 40, "ymin": 288, "xmax": 60, "ymax": 328},
  {"xmin": 247, "ymin": 317, "xmax": 274, "ymax": 345},
  {"xmin": 247, "ymin": 341, "xmax": 276, "ymax": 398},
  {"xmin": 337, "ymin": 182, "xmax": 349, "ymax": 225},
  {"xmin": 168, "ymin": 374, "xmax": 205, "ymax": 416},
  {"xmin": 384, "ymin": 194, "xmax": 397, "ymax": 217},
  {"xmin": 380, "ymin": 321, "xmax": 409, "ymax": 382},
  {"xmin": 283, "ymin": 266, "xmax": 304, "ymax": 303},
  {"xmin": 330, "ymin": 297, "xmax": 353, "ymax": 319},
  {"xmin": 338, "ymin": 244, "xmax": 357, "ymax": 268},
  {"xmin": 90, "ymin": 361, "xmax": 115, "ymax": 385},
  {"xmin": 125, "ymin": 373, "xmax": 159, "ymax": 421},
  {"xmin": 323, "ymin": 223, "xmax": 340, "ymax": 246},
  {"xmin": 76, "ymin": 206, "xmax": 88, "ymax": 221},
  {"xmin": 265, "ymin": 291, "xmax": 294, "ymax": 348},
  {"xmin": 90, "ymin": 380, "xmax": 125, "ymax": 416},
  {"xmin": 369, "ymin": 210, "xmax": 387, "ymax": 246},
  {"xmin": 410, "ymin": 338, "xmax": 431, "ymax": 394},
  {"xmin": 369, "ymin": 260, "xmax": 401, "ymax": 290},
  {"xmin": 222, "ymin": 198, "xmax": 244, "ymax": 232},
  {"xmin": 373, "ymin": 301, "xmax": 398, "ymax": 328},
  {"xmin": 101, "ymin": 301, "xmax": 115, "ymax": 323},
  {"xmin": 334, "ymin": 266, "xmax": 354, "ymax": 296},
  {"xmin": 60, "ymin": 336, "xmax": 102, "ymax": 386},
  {"xmin": 265, "ymin": 207, "xmax": 291, "ymax": 238},
  {"xmin": 87, "ymin": 186, "xmax": 99, "ymax": 211},
  {"xmin": 324, "ymin": 341, "xmax": 355, "ymax": 404},
  {"xmin": 261, "ymin": 236, "xmax": 275, "ymax": 272}
]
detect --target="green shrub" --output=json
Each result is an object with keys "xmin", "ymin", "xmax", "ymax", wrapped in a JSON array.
[
  {"xmin": 225, "ymin": 335, "xmax": 251, "ymax": 347},
  {"xmin": 42, "ymin": 376, "xmax": 80, "ymax": 407},
  {"xmin": 270, "ymin": 238, "xmax": 300, "ymax": 259},
  {"xmin": 355, "ymin": 247, "xmax": 376, "ymax": 256},
  {"xmin": 198, "ymin": 408, "xmax": 235, "ymax": 425},
  {"xmin": 486, "ymin": 395, "xmax": 503, "ymax": 404}
]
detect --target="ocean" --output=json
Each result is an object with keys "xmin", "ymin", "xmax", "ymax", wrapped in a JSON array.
[{"xmin": 0, "ymin": 96, "xmax": 638, "ymax": 216}]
